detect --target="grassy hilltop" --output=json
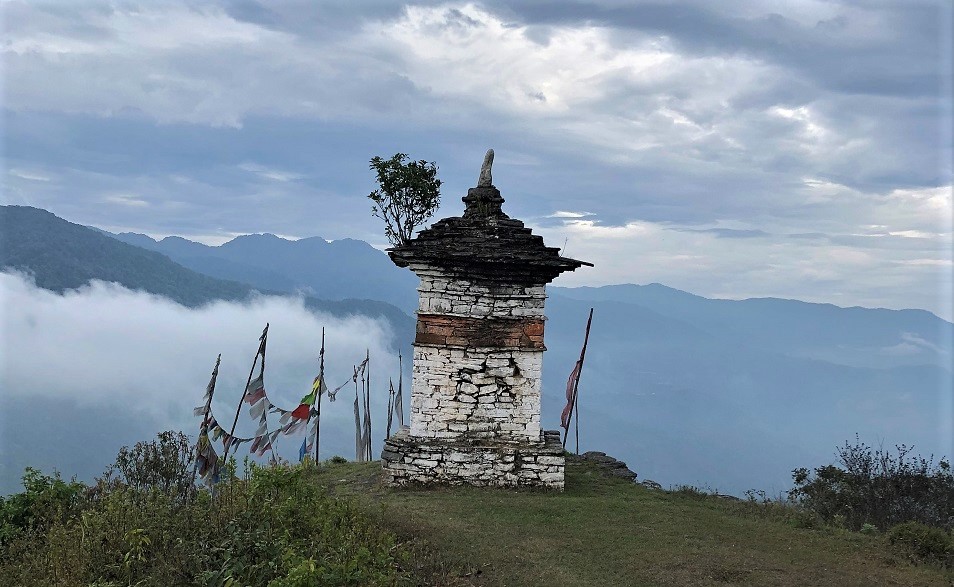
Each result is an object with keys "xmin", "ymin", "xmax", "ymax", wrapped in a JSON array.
[
  {"xmin": 2, "ymin": 439, "xmax": 953, "ymax": 586},
  {"xmin": 317, "ymin": 459, "xmax": 953, "ymax": 587}
]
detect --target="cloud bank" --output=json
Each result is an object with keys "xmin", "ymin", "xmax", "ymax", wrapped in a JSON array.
[{"xmin": 0, "ymin": 272, "xmax": 401, "ymax": 493}]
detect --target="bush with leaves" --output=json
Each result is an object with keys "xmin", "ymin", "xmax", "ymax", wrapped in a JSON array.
[
  {"xmin": 106, "ymin": 430, "xmax": 195, "ymax": 500},
  {"xmin": 0, "ymin": 467, "xmax": 85, "ymax": 546},
  {"xmin": 0, "ymin": 432, "xmax": 412, "ymax": 587},
  {"xmin": 790, "ymin": 435, "xmax": 954, "ymax": 531},
  {"xmin": 368, "ymin": 153, "xmax": 441, "ymax": 247},
  {"xmin": 887, "ymin": 521, "xmax": 953, "ymax": 564}
]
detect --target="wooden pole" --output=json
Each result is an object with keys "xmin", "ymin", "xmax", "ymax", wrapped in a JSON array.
[
  {"xmin": 353, "ymin": 365, "xmax": 362, "ymax": 461},
  {"xmin": 190, "ymin": 354, "xmax": 220, "ymax": 493},
  {"xmin": 314, "ymin": 327, "xmax": 324, "ymax": 463},
  {"xmin": 562, "ymin": 309, "xmax": 593, "ymax": 451},
  {"xmin": 365, "ymin": 350, "xmax": 372, "ymax": 461},
  {"xmin": 386, "ymin": 379, "xmax": 394, "ymax": 439},
  {"xmin": 573, "ymin": 308, "xmax": 593, "ymax": 454},
  {"xmin": 261, "ymin": 328, "xmax": 279, "ymax": 465},
  {"xmin": 397, "ymin": 351, "xmax": 404, "ymax": 428},
  {"xmin": 223, "ymin": 324, "xmax": 268, "ymax": 463}
]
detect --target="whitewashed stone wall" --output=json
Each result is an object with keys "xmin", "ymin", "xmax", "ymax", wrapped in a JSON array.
[
  {"xmin": 382, "ymin": 429, "xmax": 565, "ymax": 489},
  {"xmin": 383, "ymin": 259, "xmax": 565, "ymax": 489},
  {"xmin": 409, "ymin": 347, "xmax": 542, "ymax": 442},
  {"xmin": 410, "ymin": 264, "xmax": 547, "ymax": 318}
]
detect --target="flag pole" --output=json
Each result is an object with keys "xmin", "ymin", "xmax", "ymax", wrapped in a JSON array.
[
  {"xmin": 190, "ymin": 354, "xmax": 220, "ymax": 494},
  {"xmin": 365, "ymin": 349, "xmax": 372, "ymax": 461},
  {"xmin": 386, "ymin": 379, "xmax": 395, "ymax": 439},
  {"xmin": 315, "ymin": 327, "xmax": 325, "ymax": 463},
  {"xmin": 562, "ymin": 309, "xmax": 593, "ymax": 451},
  {"xmin": 223, "ymin": 323, "xmax": 268, "ymax": 463},
  {"xmin": 353, "ymin": 364, "xmax": 362, "ymax": 461},
  {"xmin": 573, "ymin": 308, "xmax": 593, "ymax": 454},
  {"xmin": 262, "ymin": 332, "xmax": 279, "ymax": 465},
  {"xmin": 397, "ymin": 350, "xmax": 404, "ymax": 428}
]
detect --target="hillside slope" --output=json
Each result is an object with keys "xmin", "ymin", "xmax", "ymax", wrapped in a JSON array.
[{"xmin": 317, "ymin": 460, "xmax": 953, "ymax": 586}]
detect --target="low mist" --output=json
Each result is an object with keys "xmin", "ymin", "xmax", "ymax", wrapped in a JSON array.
[{"xmin": 1, "ymin": 272, "xmax": 403, "ymax": 494}]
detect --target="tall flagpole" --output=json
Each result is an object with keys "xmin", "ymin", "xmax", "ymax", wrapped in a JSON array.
[
  {"xmin": 562, "ymin": 309, "xmax": 593, "ymax": 452},
  {"xmin": 190, "ymin": 354, "xmax": 220, "ymax": 493},
  {"xmin": 386, "ymin": 379, "xmax": 394, "ymax": 439},
  {"xmin": 573, "ymin": 308, "xmax": 593, "ymax": 454},
  {"xmin": 365, "ymin": 349, "xmax": 372, "ymax": 461},
  {"xmin": 397, "ymin": 350, "xmax": 404, "ymax": 428},
  {"xmin": 353, "ymin": 365, "xmax": 362, "ymax": 461},
  {"xmin": 223, "ymin": 323, "xmax": 268, "ymax": 463},
  {"xmin": 315, "ymin": 327, "xmax": 324, "ymax": 462},
  {"xmin": 262, "ymin": 328, "xmax": 279, "ymax": 465}
]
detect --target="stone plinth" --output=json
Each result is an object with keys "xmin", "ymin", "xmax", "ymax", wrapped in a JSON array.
[
  {"xmin": 382, "ymin": 429, "xmax": 565, "ymax": 489},
  {"xmin": 381, "ymin": 151, "xmax": 590, "ymax": 490}
]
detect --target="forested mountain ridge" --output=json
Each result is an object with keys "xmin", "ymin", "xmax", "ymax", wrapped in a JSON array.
[
  {"xmin": 0, "ymin": 205, "xmax": 414, "ymax": 328},
  {"xmin": 1, "ymin": 206, "xmax": 253, "ymax": 307}
]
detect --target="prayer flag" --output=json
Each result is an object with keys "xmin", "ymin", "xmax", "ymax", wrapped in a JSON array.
[
  {"xmin": 299, "ymin": 437, "xmax": 307, "ymax": 462},
  {"xmin": 244, "ymin": 375, "xmax": 265, "ymax": 404},
  {"xmin": 560, "ymin": 360, "xmax": 582, "ymax": 430},
  {"xmin": 283, "ymin": 419, "xmax": 306, "ymax": 435},
  {"xmin": 249, "ymin": 399, "xmax": 270, "ymax": 420},
  {"xmin": 291, "ymin": 403, "xmax": 310, "ymax": 420}
]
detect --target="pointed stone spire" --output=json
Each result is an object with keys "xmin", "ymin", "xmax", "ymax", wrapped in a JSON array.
[{"xmin": 463, "ymin": 148, "xmax": 506, "ymax": 220}]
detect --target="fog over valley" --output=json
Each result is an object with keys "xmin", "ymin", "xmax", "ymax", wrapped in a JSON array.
[{"xmin": 0, "ymin": 271, "xmax": 400, "ymax": 494}]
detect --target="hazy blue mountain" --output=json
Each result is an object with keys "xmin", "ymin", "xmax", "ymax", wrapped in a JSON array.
[
  {"xmin": 541, "ymin": 293, "xmax": 950, "ymax": 493},
  {"xmin": 109, "ymin": 230, "xmax": 419, "ymax": 312},
  {"xmin": 1, "ymin": 206, "xmax": 414, "ymax": 331},
  {"xmin": 1, "ymin": 206, "xmax": 253, "ymax": 306},
  {"xmin": 551, "ymin": 284, "xmax": 952, "ymax": 370}
]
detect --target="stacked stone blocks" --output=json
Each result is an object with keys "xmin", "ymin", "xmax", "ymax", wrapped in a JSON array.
[{"xmin": 382, "ymin": 429, "xmax": 565, "ymax": 489}]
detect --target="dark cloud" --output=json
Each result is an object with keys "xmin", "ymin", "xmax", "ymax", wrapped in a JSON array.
[{"xmin": 498, "ymin": 1, "xmax": 944, "ymax": 98}]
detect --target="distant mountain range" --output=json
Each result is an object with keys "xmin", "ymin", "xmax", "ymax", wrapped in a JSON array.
[
  {"xmin": 2, "ymin": 204, "xmax": 951, "ymax": 495},
  {"xmin": 105, "ymin": 228, "xmax": 418, "ymax": 313},
  {"xmin": 0, "ymin": 206, "xmax": 414, "ymax": 329}
]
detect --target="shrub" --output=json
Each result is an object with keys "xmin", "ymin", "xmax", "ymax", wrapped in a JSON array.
[
  {"xmin": 107, "ymin": 430, "xmax": 195, "ymax": 501},
  {"xmin": 0, "ymin": 432, "xmax": 411, "ymax": 586},
  {"xmin": 887, "ymin": 521, "xmax": 952, "ymax": 564},
  {"xmin": 0, "ymin": 467, "xmax": 85, "ymax": 546},
  {"xmin": 789, "ymin": 436, "xmax": 954, "ymax": 531}
]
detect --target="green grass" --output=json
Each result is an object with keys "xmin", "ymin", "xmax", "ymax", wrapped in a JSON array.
[{"xmin": 314, "ymin": 458, "xmax": 954, "ymax": 587}]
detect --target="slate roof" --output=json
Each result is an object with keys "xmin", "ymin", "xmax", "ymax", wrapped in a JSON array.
[{"xmin": 388, "ymin": 185, "xmax": 592, "ymax": 284}]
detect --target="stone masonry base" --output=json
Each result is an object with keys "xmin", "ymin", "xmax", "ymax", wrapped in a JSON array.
[{"xmin": 381, "ymin": 428, "xmax": 565, "ymax": 490}]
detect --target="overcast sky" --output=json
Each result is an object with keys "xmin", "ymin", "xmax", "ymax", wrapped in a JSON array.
[{"xmin": 3, "ymin": 1, "xmax": 952, "ymax": 319}]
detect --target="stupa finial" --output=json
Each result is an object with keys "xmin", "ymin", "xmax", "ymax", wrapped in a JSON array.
[{"xmin": 477, "ymin": 148, "xmax": 494, "ymax": 187}]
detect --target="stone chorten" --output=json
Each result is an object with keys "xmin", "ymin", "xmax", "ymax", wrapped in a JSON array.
[{"xmin": 381, "ymin": 149, "xmax": 591, "ymax": 490}]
